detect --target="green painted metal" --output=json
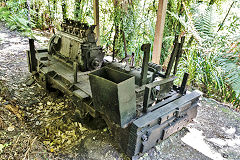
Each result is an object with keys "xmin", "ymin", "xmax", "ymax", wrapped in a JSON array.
[
  {"xmin": 26, "ymin": 19, "xmax": 202, "ymax": 158},
  {"xmin": 89, "ymin": 67, "xmax": 136, "ymax": 128}
]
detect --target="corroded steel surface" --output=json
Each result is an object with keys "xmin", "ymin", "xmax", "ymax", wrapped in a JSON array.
[{"xmin": 27, "ymin": 19, "xmax": 201, "ymax": 158}]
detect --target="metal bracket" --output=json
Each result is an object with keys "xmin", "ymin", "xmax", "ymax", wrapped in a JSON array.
[{"xmin": 140, "ymin": 44, "xmax": 151, "ymax": 86}]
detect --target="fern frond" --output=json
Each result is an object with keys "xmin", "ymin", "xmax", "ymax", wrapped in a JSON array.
[
  {"xmin": 193, "ymin": 6, "xmax": 214, "ymax": 40},
  {"xmin": 217, "ymin": 57, "xmax": 240, "ymax": 98},
  {"xmin": 167, "ymin": 10, "xmax": 203, "ymax": 44}
]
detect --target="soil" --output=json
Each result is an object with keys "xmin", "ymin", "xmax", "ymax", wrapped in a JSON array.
[{"xmin": 0, "ymin": 22, "xmax": 239, "ymax": 160}]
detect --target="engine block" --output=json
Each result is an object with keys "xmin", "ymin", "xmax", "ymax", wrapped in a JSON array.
[{"xmin": 48, "ymin": 19, "xmax": 104, "ymax": 71}]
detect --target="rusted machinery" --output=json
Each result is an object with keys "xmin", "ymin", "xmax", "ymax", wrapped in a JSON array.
[{"xmin": 27, "ymin": 19, "xmax": 201, "ymax": 158}]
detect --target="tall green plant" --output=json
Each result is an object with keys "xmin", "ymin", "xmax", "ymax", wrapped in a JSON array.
[
  {"xmin": 0, "ymin": 0, "xmax": 34, "ymax": 37},
  {"xmin": 174, "ymin": 1, "xmax": 240, "ymax": 108}
]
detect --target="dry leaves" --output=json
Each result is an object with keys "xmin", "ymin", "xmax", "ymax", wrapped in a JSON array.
[
  {"xmin": 29, "ymin": 99, "xmax": 90, "ymax": 153},
  {"xmin": 4, "ymin": 104, "xmax": 22, "ymax": 121}
]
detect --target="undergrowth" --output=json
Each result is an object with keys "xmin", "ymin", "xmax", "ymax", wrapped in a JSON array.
[
  {"xmin": 174, "ymin": 2, "xmax": 240, "ymax": 108},
  {"xmin": 0, "ymin": 4, "xmax": 34, "ymax": 38}
]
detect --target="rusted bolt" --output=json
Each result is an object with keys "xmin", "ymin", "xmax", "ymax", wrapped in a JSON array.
[{"xmin": 141, "ymin": 134, "xmax": 148, "ymax": 142}]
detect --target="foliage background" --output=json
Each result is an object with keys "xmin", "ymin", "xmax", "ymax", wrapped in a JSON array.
[{"xmin": 0, "ymin": 0, "xmax": 239, "ymax": 108}]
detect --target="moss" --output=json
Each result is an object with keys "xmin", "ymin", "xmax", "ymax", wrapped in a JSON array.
[{"xmin": 220, "ymin": 106, "xmax": 240, "ymax": 122}]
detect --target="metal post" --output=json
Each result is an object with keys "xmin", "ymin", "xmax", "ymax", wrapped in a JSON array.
[
  {"xmin": 73, "ymin": 62, "xmax": 78, "ymax": 83},
  {"xmin": 140, "ymin": 44, "xmax": 151, "ymax": 86},
  {"xmin": 143, "ymin": 86, "xmax": 151, "ymax": 113},
  {"xmin": 28, "ymin": 39, "xmax": 37, "ymax": 73},
  {"xmin": 165, "ymin": 36, "xmax": 179, "ymax": 78},
  {"xmin": 173, "ymin": 36, "xmax": 185, "ymax": 75},
  {"xmin": 180, "ymin": 72, "xmax": 189, "ymax": 94}
]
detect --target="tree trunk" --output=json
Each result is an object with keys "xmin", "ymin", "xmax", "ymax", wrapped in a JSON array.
[
  {"xmin": 152, "ymin": 0, "xmax": 168, "ymax": 64},
  {"xmin": 113, "ymin": 25, "xmax": 119, "ymax": 60},
  {"xmin": 121, "ymin": 29, "xmax": 128, "ymax": 58},
  {"xmin": 93, "ymin": 0, "xmax": 100, "ymax": 45},
  {"xmin": 112, "ymin": 0, "xmax": 120, "ymax": 60},
  {"xmin": 35, "ymin": 2, "xmax": 40, "ymax": 28},
  {"xmin": 62, "ymin": 0, "xmax": 67, "ymax": 20},
  {"xmin": 26, "ymin": 0, "xmax": 32, "ymax": 29},
  {"xmin": 53, "ymin": 0, "xmax": 56, "ymax": 21},
  {"xmin": 47, "ymin": 0, "xmax": 52, "ymax": 30}
]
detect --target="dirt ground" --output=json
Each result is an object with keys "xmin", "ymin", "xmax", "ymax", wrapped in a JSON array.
[{"xmin": 0, "ymin": 22, "xmax": 240, "ymax": 160}]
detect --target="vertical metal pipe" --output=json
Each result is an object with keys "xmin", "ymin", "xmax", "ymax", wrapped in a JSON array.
[
  {"xmin": 143, "ymin": 86, "xmax": 151, "ymax": 113},
  {"xmin": 28, "ymin": 39, "xmax": 37, "ymax": 72},
  {"xmin": 140, "ymin": 44, "xmax": 151, "ymax": 86},
  {"xmin": 73, "ymin": 62, "xmax": 78, "ymax": 83},
  {"xmin": 165, "ymin": 36, "xmax": 179, "ymax": 78},
  {"xmin": 173, "ymin": 36, "xmax": 185, "ymax": 75},
  {"xmin": 180, "ymin": 72, "xmax": 189, "ymax": 94}
]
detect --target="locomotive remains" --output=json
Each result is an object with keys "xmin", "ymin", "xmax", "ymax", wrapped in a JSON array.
[{"xmin": 27, "ymin": 19, "xmax": 201, "ymax": 157}]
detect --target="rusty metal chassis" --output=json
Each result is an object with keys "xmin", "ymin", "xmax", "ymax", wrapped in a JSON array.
[{"xmin": 27, "ymin": 47, "xmax": 201, "ymax": 158}]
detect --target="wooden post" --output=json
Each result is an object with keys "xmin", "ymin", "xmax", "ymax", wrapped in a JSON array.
[
  {"xmin": 93, "ymin": 0, "xmax": 100, "ymax": 45},
  {"xmin": 152, "ymin": 0, "xmax": 168, "ymax": 64}
]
